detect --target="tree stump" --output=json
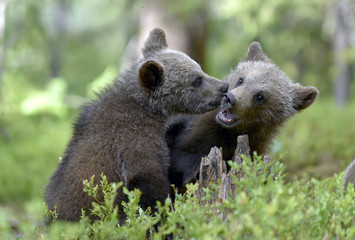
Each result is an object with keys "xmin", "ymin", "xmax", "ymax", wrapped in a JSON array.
[
  {"xmin": 199, "ymin": 147, "xmax": 224, "ymax": 190},
  {"xmin": 198, "ymin": 147, "xmax": 223, "ymax": 203},
  {"xmin": 197, "ymin": 134, "xmax": 273, "ymax": 217},
  {"xmin": 232, "ymin": 134, "xmax": 251, "ymax": 165}
]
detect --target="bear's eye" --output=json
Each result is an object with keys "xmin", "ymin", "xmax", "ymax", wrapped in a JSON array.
[
  {"xmin": 236, "ymin": 77, "xmax": 245, "ymax": 86},
  {"xmin": 255, "ymin": 92, "xmax": 265, "ymax": 104},
  {"xmin": 192, "ymin": 76, "xmax": 203, "ymax": 87}
]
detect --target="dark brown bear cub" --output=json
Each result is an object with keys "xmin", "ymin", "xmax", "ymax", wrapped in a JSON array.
[
  {"xmin": 167, "ymin": 42, "xmax": 319, "ymax": 187},
  {"xmin": 45, "ymin": 28, "xmax": 230, "ymax": 222}
]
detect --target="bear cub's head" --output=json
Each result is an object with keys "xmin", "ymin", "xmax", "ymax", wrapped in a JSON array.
[
  {"xmin": 216, "ymin": 42, "xmax": 319, "ymax": 129},
  {"xmin": 137, "ymin": 28, "xmax": 229, "ymax": 115}
]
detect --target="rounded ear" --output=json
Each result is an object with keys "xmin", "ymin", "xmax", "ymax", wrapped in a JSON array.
[
  {"xmin": 293, "ymin": 86, "xmax": 319, "ymax": 111},
  {"xmin": 142, "ymin": 28, "xmax": 168, "ymax": 58},
  {"xmin": 244, "ymin": 42, "xmax": 271, "ymax": 62},
  {"xmin": 139, "ymin": 60, "xmax": 164, "ymax": 90}
]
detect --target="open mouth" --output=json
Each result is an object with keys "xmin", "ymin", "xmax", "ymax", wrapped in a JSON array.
[
  {"xmin": 217, "ymin": 108, "xmax": 238, "ymax": 126},
  {"xmin": 216, "ymin": 93, "xmax": 238, "ymax": 126}
]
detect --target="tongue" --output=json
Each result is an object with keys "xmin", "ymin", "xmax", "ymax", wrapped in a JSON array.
[{"xmin": 218, "ymin": 109, "xmax": 238, "ymax": 125}]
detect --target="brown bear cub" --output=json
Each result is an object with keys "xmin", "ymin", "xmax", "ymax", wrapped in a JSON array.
[
  {"xmin": 166, "ymin": 42, "xmax": 319, "ymax": 187},
  {"xmin": 45, "ymin": 28, "xmax": 231, "ymax": 222}
]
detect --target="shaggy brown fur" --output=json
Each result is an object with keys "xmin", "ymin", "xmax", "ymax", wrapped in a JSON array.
[
  {"xmin": 45, "ymin": 28, "xmax": 230, "ymax": 222},
  {"xmin": 166, "ymin": 42, "xmax": 319, "ymax": 187}
]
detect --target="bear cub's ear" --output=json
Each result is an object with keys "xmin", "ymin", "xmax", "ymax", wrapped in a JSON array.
[
  {"xmin": 139, "ymin": 60, "xmax": 164, "ymax": 90},
  {"xmin": 143, "ymin": 28, "xmax": 168, "ymax": 58},
  {"xmin": 292, "ymin": 86, "xmax": 319, "ymax": 111},
  {"xmin": 244, "ymin": 42, "xmax": 270, "ymax": 62}
]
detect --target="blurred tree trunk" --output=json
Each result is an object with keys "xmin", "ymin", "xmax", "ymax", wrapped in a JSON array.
[
  {"xmin": 294, "ymin": 50, "xmax": 305, "ymax": 84},
  {"xmin": 0, "ymin": 2, "xmax": 22, "ymax": 100},
  {"xmin": 331, "ymin": 0, "xmax": 355, "ymax": 106},
  {"xmin": 138, "ymin": 0, "xmax": 207, "ymax": 69},
  {"xmin": 186, "ymin": 7, "xmax": 208, "ymax": 69},
  {"xmin": 0, "ymin": 1, "xmax": 7, "ymax": 100},
  {"xmin": 0, "ymin": 1, "xmax": 7, "ymax": 139},
  {"xmin": 0, "ymin": 1, "xmax": 14, "ymax": 141},
  {"xmin": 49, "ymin": 0, "xmax": 68, "ymax": 78}
]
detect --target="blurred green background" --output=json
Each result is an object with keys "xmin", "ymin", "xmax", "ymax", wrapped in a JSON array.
[{"xmin": 0, "ymin": 0, "xmax": 354, "ymax": 231}]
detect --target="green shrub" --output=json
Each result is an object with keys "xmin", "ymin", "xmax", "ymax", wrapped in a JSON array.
[
  {"xmin": 2, "ymin": 156, "xmax": 354, "ymax": 239},
  {"xmin": 0, "ymin": 113, "xmax": 73, "ymax": 203},
  {"xmin": 273, "ymin": 98, "xmax": 355, "ymax": 180}
]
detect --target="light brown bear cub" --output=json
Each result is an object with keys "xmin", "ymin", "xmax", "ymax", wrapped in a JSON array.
[
  {"xmin": 167, "ymin": 42, "xmax": 319, "ymax": 187},
  {"xmin": 45, "ymin": 28, "xmax": 230, "ymax": 222}
]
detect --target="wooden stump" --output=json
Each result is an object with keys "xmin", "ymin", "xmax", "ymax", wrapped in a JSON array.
[
  {"xmin": 199, "ymin": 147, "xmax": 224, "ymax": 190},
  {"xmin": 198, "ymin": 147, "xmax": 223, "ymax": 203},
  {"xmin": 232, "ymin": 135, "xmax": 251, "ymax": 165},
  {"xmin": 197, "ymin": 134, "xmax": 273, "ymax": 216}
]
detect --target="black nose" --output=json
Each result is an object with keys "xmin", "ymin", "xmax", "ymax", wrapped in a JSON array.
[
  {"xmin": 223, "ymin": 92, "xmax": 236, "ymax": 107},
  {"xmin": 220, "ymin": 82, "xmax": 229, "ymax": 93}
]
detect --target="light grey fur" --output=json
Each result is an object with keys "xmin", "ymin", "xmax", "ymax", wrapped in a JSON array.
[{"xmin": 344, "ymin": 159, "xmax": 355, "ymax": 190}]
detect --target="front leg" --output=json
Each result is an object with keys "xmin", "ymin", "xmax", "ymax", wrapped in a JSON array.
[
  {"xmin": 127, "ymin": 172, "xmax": 170, "ymax": 211},
  {"xmin": 122, "ymin": 147, "xmax": 170, "ymax": 212},
  {"xmin": 169, "ymin": 148, "xmax": 202, "ymax": 187}
]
